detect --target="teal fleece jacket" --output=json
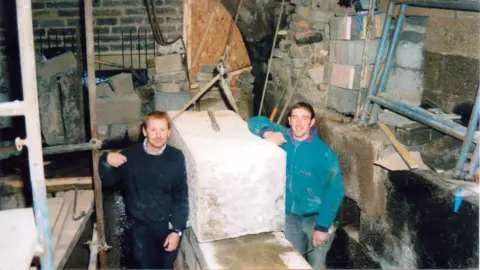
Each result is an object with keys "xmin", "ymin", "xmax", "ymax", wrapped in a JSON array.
[{"xmin": 248, "ymin": 116, "xmax": 344, "ymax": 232}]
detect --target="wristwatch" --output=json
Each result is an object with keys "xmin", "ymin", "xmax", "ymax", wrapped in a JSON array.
[{"xmin": 173, "ymin": 229, "xmax": 183, "ymax": 237}]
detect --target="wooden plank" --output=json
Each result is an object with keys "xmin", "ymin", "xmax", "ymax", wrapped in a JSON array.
[
  {"xmin": 188, "ymin": 0, "xmax": 251, "ymax": 85},
  {"xmin": 379, "ymin": 124, "xmax": 419, "ymax": 170},
  {"xmin": 53, "ymin": 190, "xmax": 94, "ymax": 270},
  {"xmin": 1, "ymin": 176, "xmax": 93, "ymax": 193},
  {"xmin": 0, "ymin": 208, "xmax": 39, "ymax": 270}
]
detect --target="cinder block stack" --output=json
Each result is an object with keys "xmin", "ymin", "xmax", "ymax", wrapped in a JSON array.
[
  {"xmin": 324, "ymin": 11, "xmax": 386, "ymax": 115},
  {"xmin": 268, "ymin": 1, "xmax": 332, "ymax": 116}
]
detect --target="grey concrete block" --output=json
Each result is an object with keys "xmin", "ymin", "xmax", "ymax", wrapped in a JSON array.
[
  {"xmin": 155, "ymin": 54, "xmax": 183, "ymax": 74},
  {"xmin": 330, "ymin": 40, "xmax": 380, "ymax": 65},
  {"xmin": 109, "ymin": 72, "xmax": 135, "ymax": 96},
  {"xmin": 386, "ymin": 67, "xmax": 423, "ymax": 93},
  {"xmin": 155, "ymin": 82, "xmax": 181, "ymax": 93},
  {"xmin": 97, "ymin": 83, "xmax": 115, "ymax": 98},
  {"xmin": 96, "ymin": 93, "xmax": 142, "ymax": 125},
  {"xmin": 154, "ymin": 70, "xmax": 188, "ymax": 83},
  {"xmin": 395, "ymin": 41, "xmax": 424, "ymax": 70},
  {"xmin": 326, "ymin": 85, "xmax": 359, "ymax": 114},
  {"xmin": 154, "ymin": 91, "xmax": 192, "ymax": 111},
  {"xmin": 378, "ymin": 110, "xmax": 417, "ymax": 127}
]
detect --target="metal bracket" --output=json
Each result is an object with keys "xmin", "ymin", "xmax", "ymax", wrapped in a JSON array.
[
  {"xmin": 72, "ymin": 185, "xmax": 87, "ymax": 221},
  {"xmin": 14, "ymin": 137, "xmax": 27, "ymax": 151}
]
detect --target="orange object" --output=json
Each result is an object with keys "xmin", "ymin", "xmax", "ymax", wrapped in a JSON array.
[{"xmin": 269, "ymin": 107, "xmax": 278, "ymax": 121}]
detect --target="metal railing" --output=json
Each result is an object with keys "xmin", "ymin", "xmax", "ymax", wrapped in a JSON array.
[{"xmin": 358, "ymin": 0, "xmax": 480, "ymax": 180}]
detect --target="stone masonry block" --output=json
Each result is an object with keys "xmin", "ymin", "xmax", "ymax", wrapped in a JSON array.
[
  {"xmin": 154, "ymin": 70, "xmax": 188, "ymax": 83},
  {"xmin": 326, "ymin": 85, "xmax": 359, "ymax": 114},
  {"xmin": 295, "ymin": 31, "xmax": 323, "ymax": 45},
  {"xmin": 307, "ymin": 65, "xmax": 325, "ymax": 84},
  {"xmin": 330, "ymin": 63, "xmax": 373, "ymax": 90},
  {"xmin": 155, "ymin": 54, "xmax": 183, "ymax": 74},
  {"xmin": 96, "ymin": 83, "xmax": 115, "ymax": 98},
  {"xmin": 425, "ymin": 17, "xmax": 480, "ymax": 59},
  {"xmin": 290, "ymin": 20, "xmax": 310, "ymax": 32},
  {"xmin": 279, "ymin": 39, "xmax": 293, "ymax": 52},
  {"xmin": 109, "ymin": 72, "xmax": 134, "ymax": 96},
  {"xmin": 330, "ymin": 40, "xmax": 379, "ymax": 65},
  {"xmin": 273, "ymin": 49, "xmax": 285, "ymax": 58},
  {"xmin": 315, "ymin": 109, "xmax": 392, "ymax": 216},
  {"xmin": 295, "ymin": 5, "xmax": 311, "ymax": 19},
  {"xmin": 167, "ymin": 110, "xmax": 286, "ymax": 242},
  {"xmin": 310, "ymin": 10, "xmax": 332, "ymax": 23},
  {"xmin": 96, "ymin": 93, "xmax": 142, "ymax": 125},
  {"xmin": 291, "ymin": 57, "xmax": 308, "ymax": 69},
  {"xmin": 155, "ymin": 82, "xmax": 181, "ymax": 93},
  {"xmin": 37, "ymin": 51, "xmax": 77, "ymax": 77},
  {"xmin": 311, "ymin": 21, "xmax": 326, "ymax": 30}
]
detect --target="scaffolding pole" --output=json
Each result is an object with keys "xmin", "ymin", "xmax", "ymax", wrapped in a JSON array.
[
  {"xmin": 16, "ymin": 0, "xmax": 54, "ymax": 268},
  {"xmin": 84, "ymin": 0, "xmax": 108, "ymax": 268}
]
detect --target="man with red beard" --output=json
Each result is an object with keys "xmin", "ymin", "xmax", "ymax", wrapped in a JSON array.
[
  {"xmin": 99, "ymin": 111, "xmax": 188, "ymax": 269},
  {"xmin": 248, "ymin": 102, "xmax": 344, "ymax": 270}
]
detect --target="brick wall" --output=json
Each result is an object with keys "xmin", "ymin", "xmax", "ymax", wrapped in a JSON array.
[{"xmin": 0, "ymin": 0, "xmax": 183, "ymax": 57}]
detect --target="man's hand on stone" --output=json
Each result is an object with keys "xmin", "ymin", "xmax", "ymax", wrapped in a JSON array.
[
  {"xmin": 312, "ymin": 230, "xmax": 329, "ymax": 247},
  {"xmin": 163, "ymin": 232, "xmax": 180, "ymax": 252},
  {"xmin": 107, "ymin": 152, "xmax": 127, "ymax": 167},
  {"xmin": 263, "ymin": 131, "xmax": 286, "ymax": 146}
]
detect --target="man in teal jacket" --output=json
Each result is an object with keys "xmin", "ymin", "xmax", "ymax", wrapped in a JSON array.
[{"xmin": 248, "ymin": 102, "xmax": 344, "ymax": 269}]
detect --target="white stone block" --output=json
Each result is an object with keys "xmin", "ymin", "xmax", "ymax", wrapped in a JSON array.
[{"xmin": 168, "ymin": 110, "xmax": 286, "ymax": 242}]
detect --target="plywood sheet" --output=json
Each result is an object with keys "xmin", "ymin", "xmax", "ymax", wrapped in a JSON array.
[
  {"xmin": 0, "ymin": 208, "xmax": 39, "ymax": 270},
  {"xmin": 186, "ymin": 0, "xmax": 251, "ymax": 84}
]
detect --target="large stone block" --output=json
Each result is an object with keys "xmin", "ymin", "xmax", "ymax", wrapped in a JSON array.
[
  {"xmin": 37, "ymin": 76, "xmax": 65, "ymax": 145},
  {"xmin": 181, "ymin": 228, "xmax": 311, "ymax": 269},
  {"xmin": 425, "ymin": 17, "xmax": 480, "ymax": 59},
  {"xmin": 96, "ymin": 93, "xmax": 142, "ymax": 125},
  {"xmin": 315, "ymin": 109, "xmax": 393, "ymax": 216},
  {"xmin": 59, "ymin": 70, "xmax": 85, "ymax": 144},
  {"xmin": 37, "ymin": 51, "xmax": 77, "ymax": 77},
  {"xmin": 422, "ymin": 51, "xmax": 479, "ymax": 113},
  {"xmin": 167, "ymin": 110, "xmax": 286, "ymax": 242}
]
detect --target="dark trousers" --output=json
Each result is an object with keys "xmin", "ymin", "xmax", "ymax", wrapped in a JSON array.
[{"xmin": 126, "ymin": 219, "xmax": 181, "ymax": 269}]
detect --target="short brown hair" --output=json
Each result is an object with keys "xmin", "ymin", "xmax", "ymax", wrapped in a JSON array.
[{"xmin": 143, "ymin": 111, "xmax": 171, "ymax": 129}]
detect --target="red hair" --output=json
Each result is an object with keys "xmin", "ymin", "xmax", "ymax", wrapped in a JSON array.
[{"xmin": 143, "ymin": 111, "xmax": 171, "ymax": 129}]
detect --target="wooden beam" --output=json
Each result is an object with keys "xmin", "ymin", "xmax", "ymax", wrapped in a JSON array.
[
  {"xmin": 379, "ymin": 124, "xmax": 419, "ymax": 170},
  {"xmin": 0, "ymin": 176, "xmax": 93, "ymax": 193}
]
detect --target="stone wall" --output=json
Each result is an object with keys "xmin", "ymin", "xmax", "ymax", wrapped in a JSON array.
[
  {"xmin": 0, "ymin": 0, "xmax": 183, "ymax": 58},
  {"xmin": 423, "ymin": 16, "xmax": 480, "ymax": 115}
]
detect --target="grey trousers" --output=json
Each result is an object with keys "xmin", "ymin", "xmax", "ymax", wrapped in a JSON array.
[{"xmin": 285, "ymin": 214, "xmax": 335, "ymax": 270}]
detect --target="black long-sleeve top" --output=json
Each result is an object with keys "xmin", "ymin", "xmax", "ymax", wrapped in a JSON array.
[{"xmin": 99, "ymin": 143, "xmax": 189, "ymax": 231}]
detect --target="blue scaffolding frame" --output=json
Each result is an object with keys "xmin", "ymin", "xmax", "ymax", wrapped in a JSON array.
[{"xmin": 359, "ymin": 0, "xmax": 480, "ymax": 180}]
